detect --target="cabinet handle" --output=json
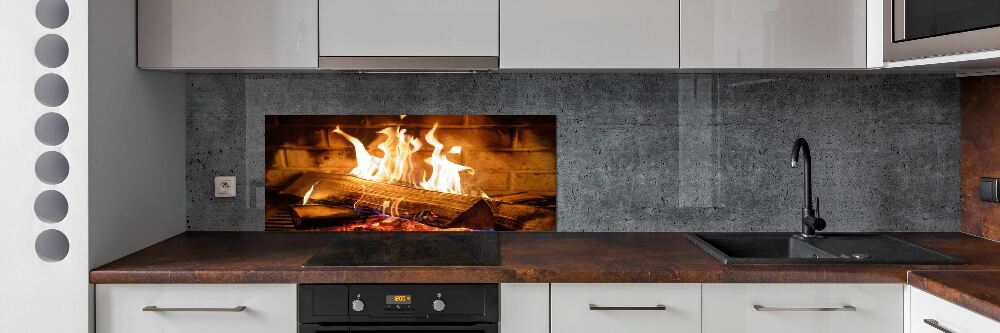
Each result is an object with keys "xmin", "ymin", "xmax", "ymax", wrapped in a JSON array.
[
  {"xmin": 923, "ymin": 319, "xmax": 954, "ymax": 333},
  {"xmin": 142, "ymin": 306, "xmax": 247, "ymax": 312},
  {"xmin": 753, "ymin": 305, "xmax": 856, "ymax": 312},
  {"xmin": 588, "ymin": 304, "xmax": 667, "ymax": 311}
]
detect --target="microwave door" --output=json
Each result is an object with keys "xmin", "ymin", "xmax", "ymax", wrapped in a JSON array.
[
  {"xmin": 885, "ymin": 0, "xmax": 1000, "ymax": 61},
  {"xmin": 895, "ymin": 0, "xmax": 1000, "ymax": 42}
]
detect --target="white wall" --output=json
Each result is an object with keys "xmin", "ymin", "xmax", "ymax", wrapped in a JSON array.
[
  {"xmin": 0, "ymin": 0, "xmax": 90, "ymax": 331},
  {"xmin": 1, "ymin": 0, "xmax": 185, "ymax": 331},
  {"xmin": 88, "ymin": 0, "xmax": 187, "ymax": 270}
]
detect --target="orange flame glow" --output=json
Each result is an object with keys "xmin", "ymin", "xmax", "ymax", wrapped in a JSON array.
[
  {"xmin": 419, "ymin": 124, "xmax": 472, "ymax": 194},
  {"xmin": 332, "ymin": 123, "xmax": 473, "ymax": 195},
  {"xmin": 302, "ymin": 181, "xmax": 319, "ymax": 205}
]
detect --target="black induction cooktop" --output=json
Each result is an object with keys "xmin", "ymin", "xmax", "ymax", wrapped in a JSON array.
[{"xmin": 303, "ymin": 232, "xmax": 501, "ymax": 267}]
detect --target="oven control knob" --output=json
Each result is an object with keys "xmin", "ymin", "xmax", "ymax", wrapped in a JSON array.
[
  {"xmin": 351, "ymin": 299, "xmax": 365, "ymax": 312},
  {"xmin": 432, "ymin": 299, "xmax": 446, "ymax": 312}
]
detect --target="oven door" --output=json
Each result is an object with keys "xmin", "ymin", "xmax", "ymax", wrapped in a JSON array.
[
  {"xmin": 885, "ymin": 0, "xmax": 1000, "ymax": 61},
  {"xmin": 299, "ymin": 323, "xmax": 498, "ymax": 333}
]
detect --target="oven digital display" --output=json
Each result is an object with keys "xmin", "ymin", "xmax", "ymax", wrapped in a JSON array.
[{"xmin": 386, "ymin": 295, "xmax": 412, "ymax": 305}]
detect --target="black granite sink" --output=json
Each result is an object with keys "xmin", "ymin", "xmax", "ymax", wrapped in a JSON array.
[{"xmin": 687, "ymin": 233, "xmax": 966, "ymax": 265}]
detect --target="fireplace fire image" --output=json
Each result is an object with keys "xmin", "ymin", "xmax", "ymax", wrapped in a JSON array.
[{"xmin": 265, "ymin": 115, "xmax": 557, "ymax": 231}]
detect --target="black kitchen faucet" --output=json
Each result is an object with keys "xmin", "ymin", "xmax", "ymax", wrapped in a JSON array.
[{"xmin": 791, "ymin": 138, "xmax": 826, "ymax": 237}]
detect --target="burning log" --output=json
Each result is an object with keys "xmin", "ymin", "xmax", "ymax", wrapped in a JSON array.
[
  {"xmin": 490, "ymin": 202, "xmax": 557, "ymax": 231},
  {"xmin": 282, "ymin": 172, "xmax": 495, "ymax": 230},
  {"xmin": 288, "ymin": 204, "xmax": 359, "ymax": 228}
]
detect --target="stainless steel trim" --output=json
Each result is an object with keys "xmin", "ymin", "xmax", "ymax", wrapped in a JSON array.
[
  {"xmin": 753, "ymin": 304, "xmax": 856, "ymax": 312},
  {"xmin": 318, "ymin": 57, "xmax": 498, "ymax": 71},
  {"xmin": 923, "ymin": 319, "xmax": 955, "ymax": 333},
  {"xmin": 892, "ymin": 0, "xmax": 905, "ymax": 41},
  {"xmin": 588, "ymin": 304, "xmax": 667, "ymax": 311},
  {"xmin": 884, "ymin": 0, "xmax": 1000, "ymax": 62},
  {"xmin": 142, "ymin": 306, "xmax": 247, "ymax": 312}
]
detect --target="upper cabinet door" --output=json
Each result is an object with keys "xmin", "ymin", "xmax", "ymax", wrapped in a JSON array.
[
  {"xmin": 319, "ymin": 0, "xmax": 500, "ymax": 57},
  {"xmin": 681, "ymin": 0, "xmax": 870, "ymax": 69},
  {"xmin": 500, "ymin": 0, "xmax": 680, "ymax": 69},
  {"xmin": 138, "ymin": 0, "xmax": 318, "ymax": 69}
]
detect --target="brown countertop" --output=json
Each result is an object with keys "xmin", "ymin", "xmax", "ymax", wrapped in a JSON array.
[
  {"xmin": 908, "ymin": 270, "xmax": 1000, "ymax": 322},
  {"xmin": 90, "ymin": 231, "xmax": 1000, "ymax": 284}
]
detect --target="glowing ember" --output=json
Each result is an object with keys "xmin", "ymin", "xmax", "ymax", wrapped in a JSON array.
[{"xmin": 332, "ymin": 123, "xmax": 473, "ymax": 195}]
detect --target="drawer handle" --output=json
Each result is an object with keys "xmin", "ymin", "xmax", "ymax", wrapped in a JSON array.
[
  {"xmin": 142, "ymin": 306, "xmax": 247, "ymax": 312},
  {"xmin": 923, "ymin": 319, "xmax": 954, "ymax": 333},
  {"xmin": 753, "ymin": 305, "xmax": 856, "ymax": 312},
  {"xmin": 589, "ymin": 304, "xmax": 667, "ymax": 311}
]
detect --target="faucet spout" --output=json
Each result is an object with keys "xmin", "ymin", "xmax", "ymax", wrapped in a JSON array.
[
  {"xmin": 791, "ymin": 138, "xmax": 825, "ymax": 237},
  {"xmin": 791, "ymin": 138, "xmax": 813, "ymax": 212}
]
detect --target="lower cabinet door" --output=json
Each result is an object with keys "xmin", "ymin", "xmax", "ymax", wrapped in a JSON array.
[
  {"xmin": 550, "ymin": 283, "xmax": 701, "ymax": 333},
  {"xmin": 500, "ymin": 283, "xmax": 548, "ymax": 333},
  {"xmin": 96, "ymin": 284, "xmax": 297, "ymax": 333},
  {"xmin": 702, "ymin": 283, "xmax": 903, "ymax": 333},
  {"xmin": 910, "ymin": 287, "xmax": 1000, "ymax": 333}
]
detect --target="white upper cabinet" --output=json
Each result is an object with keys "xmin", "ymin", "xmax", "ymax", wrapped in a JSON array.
[
  {"xmin": 500, "ymin": 0, "xmax": 680, "ymax": 69},
  {"xmin": 681, "ymin": 0, "xmax": 875, "ymax": 69},
  {"xmin": 134, "ymin": 0, "xmax": 883, "ymax": 70},
  {"xmin": 138, "ymin": 0, "xmax": 318, "ymax": 69},
  {"xmin": 319, "ymin": 0, "xmax": 499, "ymax": 57}
]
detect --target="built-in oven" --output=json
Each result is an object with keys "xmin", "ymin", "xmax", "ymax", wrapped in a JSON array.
[
  {"xmin": 885, "ymin": 0, "xmax": 1000, "ymax": 61},
  {"xmin": 299, "ymin": 284, "xmax": 499, "ymax": 333}
]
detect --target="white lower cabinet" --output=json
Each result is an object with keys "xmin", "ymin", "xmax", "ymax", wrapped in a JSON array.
[
  {"xmin": 96, "ymin": 282, "xmax": 1000, "ymax": 333},
  {"xmin": 95, "ymin": 284, "xmax": 296, "ymax": 333},
  {"xmin": 702, "ymin": 283, "xmax": 904, "ymax": 333},
  {"xmin": 910, "ymin": 287, "xmax": 1000, "ymax": 333},
  {"xmin": 551, "ymin": 283, "xmax": 701, "ymax": 333},
  {"xmin": 500, "ymin": 283, "xmax": 549, "ymax": 333}
]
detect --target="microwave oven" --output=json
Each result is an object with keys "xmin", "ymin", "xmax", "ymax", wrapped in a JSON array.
[{"xmin": 885, "ymin": 0, "xmax": 1000, "ymax": 62}]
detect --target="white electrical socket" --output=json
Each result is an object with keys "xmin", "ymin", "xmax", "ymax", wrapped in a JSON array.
[{"xmin": 215, "ymin": 176, "xmax": 236, "ymax": 198}]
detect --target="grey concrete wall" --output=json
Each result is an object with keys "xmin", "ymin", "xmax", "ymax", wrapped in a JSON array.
[{"xmin": 186, "ymin": 73, "xmax": 960, "ymax": 232}]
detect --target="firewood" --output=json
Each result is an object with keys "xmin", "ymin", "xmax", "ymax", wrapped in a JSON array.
[
  {"xmin": 491, "ymin": 192, "xmax": 547, "ymax": 204},
  {"xmin": 289, "ymin": 204, "xmax": 359, "ymax": 228},
  {"xmin": 488, "ymin": 201, "xmax": 556, "ymax": 231},
  {"xmin": 282, "ymin": 172, "xmax": 495, "ymax": 230}
]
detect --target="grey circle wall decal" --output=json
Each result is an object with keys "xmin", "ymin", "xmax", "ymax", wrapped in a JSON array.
[
  {"xmin": 35, "ymin": 151, "xmax": 69, "ymax": 185},
  {"xmin": 34, "ymin": 73, "xmax": 69, "ymax": 107},
  {"xmin": 35, "ymin": 112, "xmax": 69, "ymax": 146},
  {"xmin": 34, "ymin": 190, "xmax": 68, "ymax": 223},
  {"xmin": 35, "ymin": 229, "xmax": 69, "ymax": 262},
  {"xmin": 35, "ymin": 34, "xmax": 69, "ymax": 68},
  {"xmin": 36, "ymin": 0, "xmax": 69, "ymax": 29}
]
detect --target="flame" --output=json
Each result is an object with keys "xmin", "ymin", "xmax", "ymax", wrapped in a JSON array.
[
  {"xmin": 419, "ymin": 124, "xmax": 472, "ymax": 194},
  {"xmin": 302, "ymin": 181, "xmax": 319, "ymax": 205},
  {"xmin": 333, "ymin": 123, "xmax": 473, "ymax": 195},
  {"xmin": 332, "ymin": 127, "xmax": 379, "ymax": 179}
]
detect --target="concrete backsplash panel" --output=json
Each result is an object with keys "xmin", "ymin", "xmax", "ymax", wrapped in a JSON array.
[{"xmin": 186, "ymin": 73, "xmax": 960, "ymax": 232}]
